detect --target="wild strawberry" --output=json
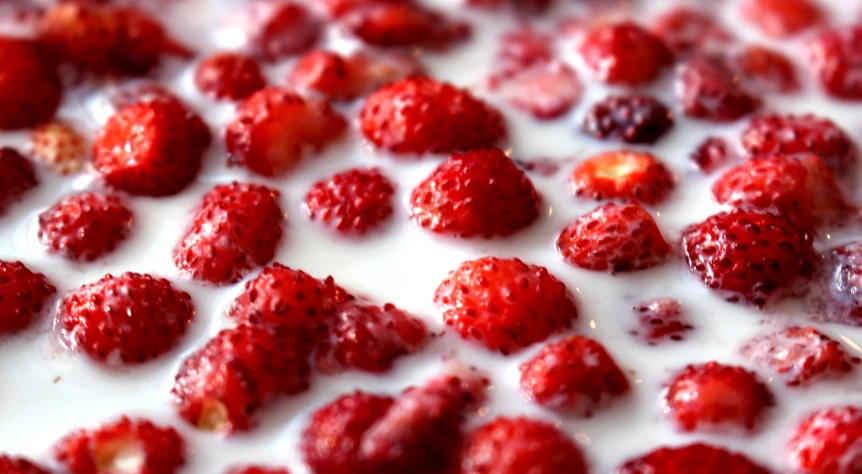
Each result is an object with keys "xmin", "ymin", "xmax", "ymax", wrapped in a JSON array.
[
  {"xmin": 0, "ymin": 147, "xmax": 37, "ymax": 215},
  {"xmin": 581, "ymin": 95, "xmax": 673, "ymax": 145},
  {"xmin": 303, "ymin": 167, "xmax": 395, "ymax": 234},
  {"xmin": 93, "ymin": 99, "xmax": 209, "ymax": 196},
  {"xmin": 340, "ymin": 3, "xmax": 470, "ymax": 51},
  {"xmin": 58, "ymin": 272, "xmax": 193, "ymax": 366},
  {"xmin": 0, "ymin": 260, "xmax": 55, "ymax": 335},
  {"xmin": 316, "ymin": 300, "xmax": 428, "ymax": 374},
  {"xmin": 495, "ymin": 62, "xmax": 582, "ymax": 120},
  {"xmin": 171, "ymin": 325, "xmax": 311, "ymax": 434},
  {"xmin": 568, "ymin": 151, "xmax": 675, "ymax": 204},
  {"xmin": 789, "ymin": 406, "xmax": 862, "ymax": 474},
  {"xmin": 519, "ymin": 335, "xmax": 629, "ymax": 415},
  {"xmin": 632, "ymin": 299, "xmax": 693, "ymax": 343},
  {"xmin": 741, "ymin": 0, "xmax": 823, "ymax": 38},
  {"xmin": 225, "ymin": 468, "xmax": 290, "ymax": 474},
  {"xmin": 459, "ymin": 417, "xmax": 588, "ymax": 474},
  {"xmin": 195, "ymin": 53, "xmax": 266, "ymax": 101},
  {"xmin": 818, "ymin": 243, "xmax": 862, "ymax": 326},
  {"xmin": 225, "ymin": 87, "xmax": 347, "ymax": 177},
  {"xmin": 682, "ymin": 210, "xmax": 816, "ymax": 306},
  {"xmin": 556, "ymin": 202, "xmax": 672, "ymax": 273},
  {"xmin": 434, "ymin": 256, "xmax": 578, "ymax": 355},
  {"xmin": 735, "ymin": 45, "xmax": 800, "ymax": 94},
  {"xmin": 676, "ymin": 56, "xmax": 761, "ymax": 121},
  {"xmin": 742, "ymin": 326, "xmax": 859, "ymax": 386},
  {"xmin": 360, "ymin": 77, "xmax": 506, "ymax": 155},
  {"xmin": 0, "ymin": 38, "xmax": 61, "ymax": 129},
  {"xmin": 491, "ymin": 26, "xmax": 553, "ymax": 80},
  {"xmin": 174, "ymin": 182, "xmax": 284, "ymax": 285},
  {"xmin": 409, "ymin": 149, "xmax": 540, "ymax": 238},
  {"xmin": 649, "ymin": 7, "xmax": 732, "ymax": 55},
  {"xmin": 0, "ymin": 455, "xmax": 51, "ymax": 474},
  {"xmin": 808, "ymin": 26, "xmax": 862, "ymax": 100},
  {"xmin": 38, "ymin": 192, "xmax": 132, "ymax": 262},
  {"xmin": 29, "ymin": 121, "xmax": 86, "ymax": 175},
  {"xmin": 316, "ymin": 0, "xmax": 404, "ymax": 19},
  {"xmin": 690, "ymin": 137, "xmax": 731, "ymax": 174},
  {"xmin": 663, "ymin": 361, "xmax": 774, "ymax": 432},
  {"xmin": 618, "ymin": 443, "xmax": 772, "ymax": 474},
  {"xmin": 54, "ymin": 417, "xmax": 185, "ymax": 474},
  {"xmin": 578, "ymin": 21, "xmax": 673, "ymax": 86},
  {"xmin": 741, "ymin": 114, "xmax": 857, "ymax": 175},
  {"xmin": 240, "ymin": 1, "xmax": 320, "ymax": 61}
]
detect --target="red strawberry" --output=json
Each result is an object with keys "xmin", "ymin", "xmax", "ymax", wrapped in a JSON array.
[
  {"xmin": 618, "ymin": 443, "xmax": 772, "ymax": 474},
  {"xmin": 676, "ymin": 56, "xmax": 761, "ymax": 121},
  {"xmin": 93, "ymin": 99, "xmax": 209, "ymax": 196},
  {"xmin": 568, "ymin": 151, "xmax": 675, "ymax": 204},
  {"xmin": 690, "ymin": 137, "xmax": 731, "ymax": 174},
  {"xmin": 171, "ymin": 325, "xmax": 311, "ymax": 434},
  {"xmin": 225, "ymin": 468, "xmax": 290, "ymax": 474},
  {"xmin": 316, "ymin": 0, "xmax": 405, "ymax": 19},
  {"xmin": 662, "ymin": 361, "xmax": 774, "ymax": 432},
  {"xmin": 581, "ymin": 95, "xmax": 673, "ymax": 145},
  {"xmin": 741, "ymin": 0, "xmax": 823, "ymax": 38},
  {"xmin": 304, "ymin": 167, "xmax": 395, "ymax": 234},
  {"xmin": 54, "ymin": 417, "xmax": 185, "ymax": 474},
  {"xmin": 682, "ymin": 210, "xmax": 815, "ymax": 306},
  {"xmin": 789, "ymin": 406, "xmax": 862, "ymax": 474},
  {"xmin": 30, "ymin": 121, "xmax": 86, "ymax": 175},
  {"xmin": 360, "ymin": 77, "xmax": 506, "ymax": 155},
  {"xmin": 578, "ymin": 21, "xmax": 673, "ymax": 86},
  {"xmin": 409, "ymin": 149, "xmax": 540, "ymax": 238},
  {"xmin": 556, "ymin": 202, "xmax": 671, "ymax": 273},
  {"xmin": 519, "ymin": 335, "xmax": 629, "ymax": 415},
  {"xmin": 632, "ymin": 299, "xmax": 693, "ymax": 343},
  {"xmin": 434, "ymin": 256, "xmax": 578, "ymax": 355},
  {"xmin": 495, "ymin": 62, "xmax": 581, "ymax": 120},
  {"xmin": 225, "ymin": 87, "xmax": 347, "ymax": 177},
  {"xmin": 808, "ymin": 26, "xmax": 862, "ymax": 100},
  {"xmin": 459, "ymin": 417, "xmax": 588, "ymax": 474},
  {"xmin": 741, "ymin": 114, "xmax": 857, "ymax": 175},
  {"xmin": 491, "ymin": 26, "xmax": 553, "ymax": 80},
  {"xmin": 340, "ymin": 3, "xmax": 470, "ymax": 51},
  {"xmin": 0, "ymin": 147, "xmax": 38, "ymax": 215},
  {"xmin": 735, "ymin": 45, "xmax": 800, "ymax": 94},
  {"xmin": 649, "ymin": 7, "xmax": 732, "ymax": 55},
  {"xmin": 818, "ymin": 243, "xmax": 862, "ymax": 326},
  {"xmin": 38, "ymin": 192, "xmax": 133, "ymax": 262},
  {"xmin": 0, "ymin": 38, "xmax": 61, "ymax": 129},
  {"xmin": 241, "ymin": 1, "xmax": 320, "ymax": 61},
  {"xmin": 742, "ymin": 326, "xmax": 859, "ymax": 386},
  {"xmin": 0, "ymin": 455, "xmax": 51, "ymax": 474},
  {"xmin": 174, "ymin": 182, "xmax": 284, "ymax": 285},
  {"xmin": 0, "ymin": 260, "xmax": 55, "ymax": 335},
  {"xmin": 195, "ymin": 53, "xmax": 266, "ymax": 101},
  {"xmin": 316, "ymin": 300, "xmax": 429, "ymax": 374}
]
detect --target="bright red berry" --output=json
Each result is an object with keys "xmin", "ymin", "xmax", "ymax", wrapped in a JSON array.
[
  {"xmin": 649, "ymin": 7, "xmax": 732, "ymax": 55},
  {"xmin": 741, "ymin": 0, "xmax": 823, "ymax": 38},
  {"xmin": 491, "ymin": 26, "xmax": 553, "ymax": 80},
  {"xmin": 0, "ymin": 260, "xmax": 55, "ymax": 335},
  {"xmin": 682, "ymin": 210, "xmax": 815, "ymax": 306},
  {"xmin": 663, "ymin": 361, "xmax": 774, "ymax": 432},
  {"xmin": 340, "ymin": 3, "xmax": 470, "ymax": 51},
  {"xmin": 632, "ymin": 299, "xmax": 693, "ymax": 343},
  {"xmin": 690, "ymin": 137, "xmax": 731, "ymax": 174},
  {"xmin": 0, "ymin": 38, "xmax": 61, "ymax": 129},
  {"xmin": 676, "ymin": 56, "xmax": 761, "ymax": 121},
  {"xmin": 495, "ymin": 62, "xmax": 582, "ymax": 120},
  {"xmin": 241, "ymin": 1, "xmax": 320, "ymax": 61},
  {"xmin": 568, "ymin": 151, "xmax": 675, "ymax": 204},
  {"xmin": 225, "ymin": 467, "xmax": 290, "ymax": 474},
  {"xmin": 54, "ymin": 417, "xmax": 185, "ymax": 474},
  {"xmin": 789, "ymin": 406, "xmax": 862, "ymax": 474},
  {"xmin": 225, "ymin": 87, "xmax": 347, "ymax": 177},
  {"xmin": 0, "ymin": 455, "xmax": 51, "ymax": 474},
  {"xmin": 195, "ymin": 53, "xmax": 266, "ymax": 101},
  {"xmin": 360, "ymin": 77, "xmax": 506, "ymax": 155},
  {"xmin": 808, "ymin": 26, "xmax": 862, "ymax": 100},
  {"xmin": 618, "ymin": 443, "xmax": 772, "ymax": 474},
  {"xmin": 578, "ymin": 21, "xmax": 673, "ymax": 86},
  {"xmin": 38, "ymin": 192, "xmax": 133, "ymax": 262},
  {"xmin": 434, "ymin": 256, "xmax": 578, "ymax": 355},
  {"xmin": 409, "ymin": 149, "xmax": 540, "ymax": 238},
  {"xmin": 0, "ymin": 147, "xmax": 37, "ymax": 215},
  {"xmin": 735, "ymin": 45, "xmax": 800, "ymax": 94},
  {"xmin": 581, "ymin": 95, "xmax": 673, "ymax": 145},
  {"xmin": 29, "ymin": 121, "xmax": 86, "ymax": 175},
  {"xmin": 819, "ymin": 243, "xmax": 862, "ymax": 326},
  {"xmin": 304, "ymin": 167, "xmax": 395, "ymax": 234}
]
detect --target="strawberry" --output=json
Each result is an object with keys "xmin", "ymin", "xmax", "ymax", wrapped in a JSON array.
[
  {"xmin": 174, "ymin": 182, "xmax": 284, "ymax": 285},
  {"xmin": 740, "ymin": 114, "xmax": 857, "ymax": 175},
  {"xmin": 316, "ymin": 0, "xmax": 405, "ymax": 19},
  {"xmin": 0, "ymin": 147, "xmax": 38, "ymax": 215},
  {"xmin": 662, "ymin": 361, "xmax": 774, "ymax": 432},
  {"xmin": 789, "ymin": 406, "xmax": 862, "ymax": 474},
  {"xmin": 459, "ymin": 417, "xmax": 588, "ymax": 474},
  {"xmin": 54, "ymin": 417, "xmax": 185, "ymax": 474},
  {"xmin": 519, "ymin": 335, "xmax": 629, "ymax": 415},
  {"xmin": 682, "ymin": 210, "xmax": 815, "ymax": 306},
  {"xmin": 491, "ymin": 26, "xmax": 553, "ymax": 80},
  {"xmin": 742, "ymin": 326, "xmax": 859, "ymax": 386},
  {"xmin": 819, "ymin": 243, "xmax": 862, "ymax": 326},
  {"xmin": 303, "ymin": 167, "xmax": 395, "ymax": 234},
  {"xmin": 0, "ymin": 455, "xmax": 51, "ymax": 474},
  {"xmin": 618, "ymin": 443, "xmax": 772, "ymax": 474},
  {"xmin": 690, "ymin": 137, "xmax": 731, "ymax": 174},
  {"xmin": 0, "ymin": 38, "xmax": 61, "ymax": 129},
  {"xmin": 568, "ymin": 151, "xmax": 675, "ymax": 205},
  {"xmin": 360, "ymin": 77, "xmax": 506, "ymax": 155},
  {"xmin": 109, "ymin": 82, "xmax": 181, "ymax": 110},
  {"xmin": 0, "ymin": 260, "xmax": 55, "ymax": 335},
  {"xmin": 807, "ymin": 26, "xmax": 862, "ymax": 100},
  {"xmin": 225, "ymin": 87, "xmax": 347, "ymax": 177},
  {"xmin": 316, "ymin": 300, "xmax": 429, "ymax": 374},
  {"xmin": 171, "ymin": 325, "xmax": 311, "ymax": 434},
  {"xmin": 340, "ymin": 3, "xmax": 470, "ymax": 51},
  {"xmin": 632, "ymin": 299, "xmax": 693, "ymax": 344},
  {"xmin": 557, "ymin": 202, "xmax": 671, "ymax": 273},
  {"xmin": 242, "ymin": 1, "xmax": 321, "ymax": 61},
  {"xmin": 676, "ymin": 56, "xmax": 761, "ymax": 121},
  {"xmin": 93, "ymin": 99, "xmax": 209, "ymax": 197},
  {"xmin": 434, "ymin": 256, "xmax": 578, "ymax": 355},
  {"xmin": 29, "ymin": 121, "xmax": 86, "ymax": 175},
  {"xmin": 194, "ymin": 52, "xmax": 266, "ymax": 101},
  {"xmin": 735, "ymin": 45, "xmax": 800, "ymax": 94},
  {"xmin": 466, "ymin": 0, "xmax": 553, "ymax": 12},
  {"xmin": 38, "ymin": 192, "xmax": 133, "ymax": 262},
  {"xmin": 581, "ymin": 95, "xmax": 674, "ymax": 145},
  {"xmin": 740, "ymin": 0, "xmax": 823, "ymax": 38},
  {"xmin": 409, "ymin": 149, "xmax": 540, "ymax": 238},
  {"xmin": 225, "ymin": 468, "xmax": 290, "ymax": 474},
  {"xmin": 649, "ymin": 7, "xmax": 732, "ymax": 55},
  {"xmin": 578, "ymin": 21, "xmax": 673, "ymax": 86},
  {"xmin": 494, "ymin": 62, "xmax": 582, "ymax": 120}
]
